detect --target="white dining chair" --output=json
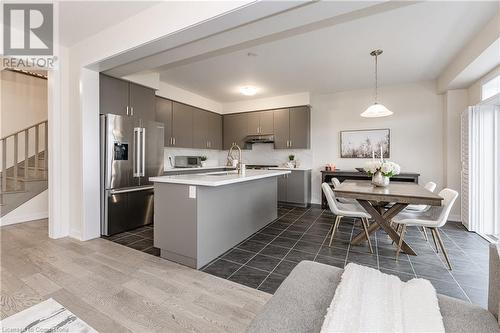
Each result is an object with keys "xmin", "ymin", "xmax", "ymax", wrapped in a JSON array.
[
  {"xmin": 405, "ymin": 181, "xmax": 437, "ymax": 212},
  {"xmin": 321, "ymin": 182, "xmax": 373, "ymax": 253},
  {"xmin": 331, "ymin": 178, "xmax": 357, "ymax": 205},
  {"xmin": 400, "ymin": 181, "xmax": 437, "ymax": 241},
  {"xmin": 392, "ymin": 188, "xmax": 459, "ymax": 270}
]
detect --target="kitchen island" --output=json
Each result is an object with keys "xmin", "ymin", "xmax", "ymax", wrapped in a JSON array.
[{"xmin": 150, "ymin": 169, "xmax": 291, "ymax": 269}]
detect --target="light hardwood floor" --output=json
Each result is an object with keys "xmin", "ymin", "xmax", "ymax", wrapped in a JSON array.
[{"xmin": 0, "ymin": 219, "xmax": 271, "ymax": 332}]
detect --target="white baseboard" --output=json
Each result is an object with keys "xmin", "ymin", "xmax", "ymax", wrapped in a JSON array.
[{"xmin": 0, "ymin": 211, "xmax": 48, "ymax": 226}]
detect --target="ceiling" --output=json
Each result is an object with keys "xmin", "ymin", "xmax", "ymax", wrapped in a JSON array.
[
  {"xmin": 158, "ymin": 1, "xmax": 499, "ymax": 102},
  {"xmin": 59, "ymin": 1, "xmax": 160, "ymax": 47}
]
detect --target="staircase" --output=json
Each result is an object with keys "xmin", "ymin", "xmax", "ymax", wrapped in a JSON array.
[{"xmin": 1, "ymin": 121, "xmax": 48, "ymax": 217}]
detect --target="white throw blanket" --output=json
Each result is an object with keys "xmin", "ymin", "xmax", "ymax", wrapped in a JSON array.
[{"xmin": 321, "ymin": 263, "xmax": 445, "ymax": 333}]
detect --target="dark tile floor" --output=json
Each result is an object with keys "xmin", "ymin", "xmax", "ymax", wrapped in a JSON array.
[
  {"xmin": 103, "ymin": 224, "xmax": 160, "ymax": 256},
  {"xmin": 201, "ymin": 205, "xmax": 491, "ymax": 308}
]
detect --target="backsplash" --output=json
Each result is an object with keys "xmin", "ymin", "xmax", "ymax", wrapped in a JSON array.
[
  {"xmin": 163, "ymin": 143, "xmax": 312, "ymax": 169},
  {"xmin": 163, "ymin": 148, "xmax": 222, "ymax": 169},
  {"xmin": 227, "ymin": 143, "xmax": 312, "ymax": 167}
]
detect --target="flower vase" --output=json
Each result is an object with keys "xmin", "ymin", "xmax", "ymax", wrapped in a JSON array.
[{"xmin": 372, "ymin": 171, "xmax": 390, "ymax": 187}]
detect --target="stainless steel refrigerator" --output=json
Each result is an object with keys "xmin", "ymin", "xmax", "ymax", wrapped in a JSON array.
[{"xmin": 100, "ymin": 114, "xmax": 164, "ymax": 236}]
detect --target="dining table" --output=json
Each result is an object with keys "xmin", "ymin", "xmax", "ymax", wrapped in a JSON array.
[{"xmin": 333, "ymin": 180, "xmax": 443, "ymax": 255}]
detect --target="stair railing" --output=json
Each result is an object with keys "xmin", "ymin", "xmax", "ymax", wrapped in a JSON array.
[{"xmin": 0, "ymin": 120, "xmax": 48, "ymax": 197}]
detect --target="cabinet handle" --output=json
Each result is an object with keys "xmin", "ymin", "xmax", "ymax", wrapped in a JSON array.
[
  {"xmin": 130, "ymin": 107, "xmax": 134, "ymax": 116},
  {"xmin": 173, "ymin": 137, "xmax": 176, "ymax": 146},
  {"xmin": 126, "ymin": 106, "xmax": 129, "ymax": 116},
  {"xmin": 289, "ymin": 140, "xmax": 292, "ymax": 148},
  {"xmin": 170, "ymin": 137, "xmax": 173, "ymax": 145}
]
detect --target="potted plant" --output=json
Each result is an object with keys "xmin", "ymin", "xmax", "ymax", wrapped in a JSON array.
[
  {"xmin": 364, "ymin": 160, "xmax": 401, "ymax": 187},
  {"xmin": 200, "ymin": 156, "xmax": 207, "ymax": 167},
  {"xmin": 287, "ymin": 155, "xmax": 295, "ymax": 168}
]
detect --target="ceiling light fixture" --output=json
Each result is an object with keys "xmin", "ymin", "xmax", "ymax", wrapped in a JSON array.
[
  {"xmin": 361, "ymin": 49, "xmax": 393, "ymax": 118},
  {"xmin": 239, "ymin": 86, "xmax": 258, "ymax": 96}
]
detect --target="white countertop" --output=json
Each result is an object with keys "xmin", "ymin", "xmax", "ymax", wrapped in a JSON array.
[
  {"xmin": 269, "ymin": 167, "xmax": 312, "ymax": 171},
  {"xmin": 150, "ymin": 169, "xmax": 291, "ymax": 186},
  {"xmin": 163, "ymin": 166, "xmax": 235, "ymax": 173}
]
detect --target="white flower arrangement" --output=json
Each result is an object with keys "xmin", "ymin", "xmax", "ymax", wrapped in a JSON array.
[{"xmin": 365, "ymin": 160, "xmax": 401, "ymax": 178}]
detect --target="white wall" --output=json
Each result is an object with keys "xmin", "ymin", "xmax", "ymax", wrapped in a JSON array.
[
  {"xmin": 222, "ymin": 92, "xmax": 310, "ymax": 114},
  {"xmin": 310, "ymin": 81, "xmax": 445, "ymax": 205},
  {"xmin": 1, "ymin": 70, "xmax": 48, "ymax": 169},
  {"xmin": 157, "ymin": 81, "xmax": 223, "ymax": 113},
  {"xmin": 0, "ymin": 190, "xmax": 48, "ymax": 226},
  {"xmin": 122, "ymin": 72, "xmax": 160, "ymax": 90}
]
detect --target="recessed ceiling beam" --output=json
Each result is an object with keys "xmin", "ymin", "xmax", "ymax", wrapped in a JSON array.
[{"xmin": 104, "ymin": 1, "xmax": 418, "ymax": 77}]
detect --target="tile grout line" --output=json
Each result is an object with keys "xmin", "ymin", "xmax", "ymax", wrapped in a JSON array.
[
  {"xmin": 255, "ymin": 208, "xmax": 326, "ymax": 290},
  {"xmin": 440, "ymin": 228, "xmax": 484, "ymax": 272},
  {"xmin": 405, "ymin": 230, "xmax": 472, "ymax": 303},
  {"xmin": 312, "ymin": 212, "xmax": 336, "ymax": 262},
  {"xmin": 343, "ymin": 218, "xmax": 356, "ymax": 267},
  {"xmin": 225, "ymin": 206, "xmax": 313, "ymax": 280},
  {"xmin": 226, "ymin": 206, "xmax": 311, "ymax": 281}
]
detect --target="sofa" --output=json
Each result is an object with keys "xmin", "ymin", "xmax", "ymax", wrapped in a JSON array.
[{"xmin": 247, "ymin": 244, "xmax": 500, "ymax": 333}]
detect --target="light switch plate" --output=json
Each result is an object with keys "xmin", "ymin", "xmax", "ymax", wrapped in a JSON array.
[{"xmin": 189, "ymin": 186, "xmax": 196, "ymax": 199}]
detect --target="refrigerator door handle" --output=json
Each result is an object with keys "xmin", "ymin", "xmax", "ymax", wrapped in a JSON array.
[
  {"xmin": 133, "ymin": 127, "xmax": 140, "ymax": 177},
  {"xmin": 141, "ymin": 127, "xmax": 146, "ymax": 177}
]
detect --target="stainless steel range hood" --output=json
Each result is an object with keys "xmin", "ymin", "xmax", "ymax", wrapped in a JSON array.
[{"xmin": 244, "ymin": 134, "xmax": 275, "ymax": 144}]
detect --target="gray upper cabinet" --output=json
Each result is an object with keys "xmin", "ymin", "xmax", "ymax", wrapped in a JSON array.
[
  {"xmin": 155, "ymin": 97, "xmax": 173, "ymax": 146},
  {"xmin": 247, "ymin": 111, "xmax": 274, "ymax": 135},
  {"xmin": 193, "ymin": 108, "xmax": 209, "ymax": 149},
  {"xmin": 247, "ymin": 112, "xmax": 260, "ymax": 135},
  {"xmin": 273, "ymin": 106, "xmax": 310, "ymax": 149},
  {"xmin": 223, "ymin": 113, "xmax": 248, "ymax": 149},
  {"xmin": 129, "ymin": 83, "xmax": 155, "ymax": 121},
  {"xmin": 99, "ymin": 74, "xmax": 129, "ymax": 116},
  {"xmin": 193, "ymin": 109, "xmax": 222, "ymax": 150},
  {"xmin": 259, "ymin": 111, "xmax": 274, "ymax": 134},
  {"xmin": 155, "ymin": 97, "xmax": 222, "ymax": 149},
  {"xmin": 100, "ymin": 74, "xmax": 156, "ymax": 120},
  {"xmin": 172, "ymin": 102, "xmax": 194, "ymax": 148},
  {"xmin": 273, "ymin": 108, "xmax": 290, "ymax": 149},
  {"xmin": 207, "ymin": 112, "xmax": 222, "ymax": 150},
  {"xmin": 289, "ymin": 106, "xmax": 310, "ymax": 149}
]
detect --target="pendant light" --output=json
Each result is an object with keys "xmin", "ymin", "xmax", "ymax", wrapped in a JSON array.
[{"xmin": 361, "ymin": 49, "xmax": 393, "ymax": 118}]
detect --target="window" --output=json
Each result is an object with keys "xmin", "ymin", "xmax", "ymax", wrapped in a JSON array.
[{"xmin": 482, "ymin": 74, "xmax": 500, "ymax": 101}]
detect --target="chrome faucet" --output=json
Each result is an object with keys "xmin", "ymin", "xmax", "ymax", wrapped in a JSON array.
[{"xmin": 228, "ymin": 143, "xmax": 243, "ymax": 174}]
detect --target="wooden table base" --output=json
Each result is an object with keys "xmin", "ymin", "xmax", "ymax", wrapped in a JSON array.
[{"xmin": 351, "ymin": 200, "xmax": 417, "ymax": 256}]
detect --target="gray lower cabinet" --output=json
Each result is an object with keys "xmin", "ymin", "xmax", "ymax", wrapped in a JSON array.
[
  {"xmin": 277, "ymin": 169, "xmax": 311, "ymax": 206},
  {"xmin": 223, "ymin": 113, "xmax": 248, "ymax": 149}
]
